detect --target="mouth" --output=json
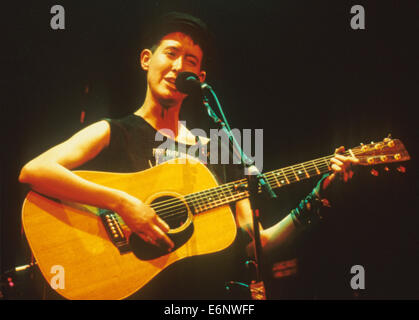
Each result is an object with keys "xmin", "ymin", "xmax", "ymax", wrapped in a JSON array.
[
  {"xmin": 165, "ymin": 77, "xmax": 176, "ymax": 84},
  {"xmin": 163, "ymin": 77, "xmax": 178, "ymax": 91},
  {"xmin": 164, "ymin": 77, "xmax": 176, "ymax": 85}
]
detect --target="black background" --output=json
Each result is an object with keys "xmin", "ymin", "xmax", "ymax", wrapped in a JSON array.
[{"xmin": 1, "ymin": 0, "xmax": 418, "ymax": 299}]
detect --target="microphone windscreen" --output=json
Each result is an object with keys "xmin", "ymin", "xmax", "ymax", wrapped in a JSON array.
[{"xmin": 175, "ymin": 72, "xmax": 201, "ymax": 94}]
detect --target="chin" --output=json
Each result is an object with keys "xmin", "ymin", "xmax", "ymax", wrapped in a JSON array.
[{"xmin": 157, "ymin": 90, "xmax": 184, "ymax": 106}]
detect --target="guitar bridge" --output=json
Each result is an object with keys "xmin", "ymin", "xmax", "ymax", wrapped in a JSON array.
[{"xmin": 99, "ymin": 210, "xmax": 130, "ymax": 254}]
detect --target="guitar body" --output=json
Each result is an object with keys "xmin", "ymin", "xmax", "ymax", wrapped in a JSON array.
[{"xmin": 22, "ymin": 159, "xmax": 237, "ymax": 300}]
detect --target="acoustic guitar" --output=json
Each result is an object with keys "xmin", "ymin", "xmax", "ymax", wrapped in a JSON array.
[{"xmin": 21, "ymin": 137, "xmax": 410, "ymax": 299}]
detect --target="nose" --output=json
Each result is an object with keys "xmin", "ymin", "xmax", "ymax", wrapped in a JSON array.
[{"xmin": 172, "ymin": 56, "xmax": 184, "ymax": 72}]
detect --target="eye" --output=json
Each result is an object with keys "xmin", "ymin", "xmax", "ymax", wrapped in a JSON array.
[{"xmin": 186, "ymin": 57, "xmax": 197, "ymax": 67}]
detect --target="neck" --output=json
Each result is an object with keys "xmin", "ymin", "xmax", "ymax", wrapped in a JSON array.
[{"xmin": 135, "ymin": 89, "xmax": 182, "ymax": 136}]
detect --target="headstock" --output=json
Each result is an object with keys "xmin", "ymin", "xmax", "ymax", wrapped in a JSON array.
[{"xmin": 351, "ymin": 135, "xmax": 410, "ymax": 166}]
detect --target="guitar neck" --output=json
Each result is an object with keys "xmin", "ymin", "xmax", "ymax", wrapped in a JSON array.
[
  {"xmin": 185, "ymin": 152, "xmax": 340, "ymax": 214},
  {"xmin": 173, "ymin": 137, "xmax": 411, "ymax": 214}
]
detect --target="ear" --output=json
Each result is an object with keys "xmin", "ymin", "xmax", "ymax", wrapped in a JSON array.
[
  {"xmin": 197, "ymin": 70, "xmax": 206, "ymax": 83},
  {"xmin": 140, "ymin": 49, "xmax": 152, "ymax": 71}
]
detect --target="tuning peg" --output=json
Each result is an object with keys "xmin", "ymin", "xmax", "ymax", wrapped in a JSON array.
[
  {"xmin": 360, "ymin": 143, "xmax": 368, "ymax": 151},
  {"xmin": 370, "ymin": 169, "xmax": 379, "ymax": 176},
  {"xmin": 397, "ymin": 166, "xmax": 406, "ymax": 173},
  {"xmin": 384, "ymin": 166, "xmax": 390, "ymax": 172}
]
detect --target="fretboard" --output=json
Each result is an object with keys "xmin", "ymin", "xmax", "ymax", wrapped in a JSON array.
[{"xmin": 185, "ymin": 152, "xmax": 345, "ymax": 214}]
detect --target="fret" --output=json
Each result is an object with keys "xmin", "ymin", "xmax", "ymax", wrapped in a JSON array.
[
  {"xmin": 228, "ymin": 183, "xmax": 241, "ymax": 202},
  {"xmin": 190, "ymin": 183, "xmax": 237, "ymax": 214},
  {"xmin": 312, "ymin": 160, "xmax": 321, "ymax": 175},
  {"xmin": 303, "ymin": 161, "xmax": 318, "ymax": 177},
  {"xmin": 301, "ymin": 163, "xmax": 310, "ymax": 178},
  {"xmin": 188, "ymin": 192, "xmax": 203, "ymax": 213},
  {"xmin": 199, "ymin": 190, "xmax": 212, "ymax": 210},
  {"xmin": 203, "ymin": 189, "xmax": 220, "ymax": 210},
  {"xmin": 198, "ymin": 191, "xmax": 209, "ymax": 212},
  {"xmin": 322, "ymin": 158, "xmax": 331, "ymax": 171},
  {"xmin": 222, "ymin": 184, "xmax": 237, "ymax": 204},
  {"xmin": 271, "ymin": 170, "xmax": 288, "ymax": 187},
  {"xmin": 233, "ymin": 182, "xmax": 250, "ymax": 202},
  {"xmin": 218, "ymin": 185, "xmax": 230, "ymax": 204},
  {"xmin": 281, "ymin": 169, "xmax": 290, "ymax": 184},
  {"xmin": 293, "ymin": 164, "xmax": 309, "ymax": 180},
  {"xmin": 271, "ymin": 171, "xmax": 281, "ymax": 188},
  {"xmin": 289, "ymin": 166, "xmax": 300, "ymax": 181},
  {"xmin": 205, "ymin": 192, "xmax": 217, "ymax": 208}
]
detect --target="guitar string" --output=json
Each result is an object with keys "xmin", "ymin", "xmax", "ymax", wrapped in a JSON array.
[
  {"xmin": 155, "ymin": 153, "xmax": 401, "ymax": 222},
  {"xmin": 152, "ymin": 158, "xmax": 354, "ymax": 220},
  {"xmin": 149, "ymin": 150, "xmax": 354, "ymax": 213},
  {"xmin": 156, "ymin": 168, "xmax": 328, "ymax": 220},
  {"xmin": 149, "ymin": 151, "xmax": 369, "ymax": 220},
  {"xmin": 144, "ymin": 150, "xmax": 391, "ymax": 220},
  {"xmin": 149, "ymin": 152, "xmax": 344, "ymax": 212},
  {"xmin": 155, "ymin": 161, "xmax": 331, "ymax": 222},
  {"xmin": 151, "ymin": 143, "xmax": 400, "ymax": 213},
  {"xmin": 155, "ymin": 191, "xmax": 250, "ymax": 223},
  {"xmin": 153, "ymin": 154, "xmax": 381, "ymax": 222}
]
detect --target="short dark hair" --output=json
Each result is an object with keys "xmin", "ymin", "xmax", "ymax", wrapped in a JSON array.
[{"xmin": 142, "ymin": 12, "xmax": 215, "ymax": 70}]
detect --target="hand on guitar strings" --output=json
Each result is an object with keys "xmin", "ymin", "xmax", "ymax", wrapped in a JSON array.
[
  {"xmin": 117, "ymin": 193, "xmax": 175, "ymax": 251},
  {"xmin": 321, "ymin": 146, "xmax": 360, "ymax": 194},
  {"xmin": 330, "ymin": 146, "xmax": 360, "ymax": 182}
]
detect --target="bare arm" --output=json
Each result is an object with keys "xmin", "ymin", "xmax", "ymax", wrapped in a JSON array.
[
  {"xmin": 235, "ymin": 147, "xmax": 359, "ymax": 257},
  {"xmin": 235, "ymin": 198, "xmax": 297, "ymax": 259},
  {"xmin": 19, "ymin": 120, "xmax": 174, "ymax": 250}
]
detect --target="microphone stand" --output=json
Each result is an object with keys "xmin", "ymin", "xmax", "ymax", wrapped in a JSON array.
[{"xmin": 201, "ymin": 85, "xmax": 277, "ymax": 300}]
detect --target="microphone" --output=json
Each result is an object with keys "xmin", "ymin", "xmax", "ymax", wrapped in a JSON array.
[{"xmin": 175, "ymin": 72, "xmax": 210, "ymax": 94}]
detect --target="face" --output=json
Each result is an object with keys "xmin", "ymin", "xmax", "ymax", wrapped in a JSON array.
[{"xmin": 140, "ymin": 32, "xmax": 206, "ymax": 106}]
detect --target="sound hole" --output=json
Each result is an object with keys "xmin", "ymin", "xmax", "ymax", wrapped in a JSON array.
[
  {"xmin": 150, "ymin": 195, "xmax": 189, "ymax": 230},
  {"xmin": 129, "ymin": 195, "xmax": 194, "ymax": 261}
]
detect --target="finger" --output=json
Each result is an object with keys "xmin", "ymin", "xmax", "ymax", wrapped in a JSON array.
[
  {"xmin": 335, "ymin": 153, "xmax": 359, "ymax": 163},
  {"xmin": 330, "ymin": 157, "xmax": 344, "ymax": 168},
  {"xmin": 155, "ymin": 215, "xmax": 170, "ymax": 233},
  {"xmin": 334, "ymin": 154, "xmax": 349, "ymax": 162},
  {"xmin": 138, "ymin": 232, "xmax": 157, "ymax": 246},
  {"xmin": 334, "ymin": 149, "xmax": 359, "ymax": 164},
  {"xmin": 152, "ymin": 225, "xmax": 175, "ymax": 250},
  {"xmin": 335, "ymin": 146, "xmax": 345, "ymax": 154},
  {"xmin": 334, "ymin": 155, "xmax": 356, "ymax": 170},
  {"xmin": 331, "ymin": 163, "xmax": 342, "ymax": 172}
]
